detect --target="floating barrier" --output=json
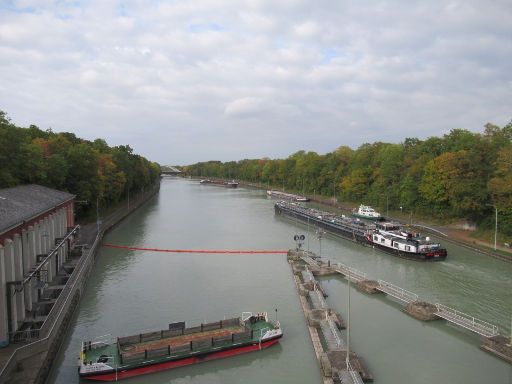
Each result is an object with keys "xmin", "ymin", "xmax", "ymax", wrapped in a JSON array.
[{"xmin": 102, "ymin": 244, "xmax": 288, "ymax": 254}]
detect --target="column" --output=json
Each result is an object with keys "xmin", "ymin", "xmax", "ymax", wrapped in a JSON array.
[
  {"xmin": 61, "ymin": 208, "xmax": 66, "ymax": 236},
  {"xmin": 22, "ymin": 229, "xmax": 33, "ymax": 312},
  {"xmin": 47, "ymin": 214, "xmax": 55, "ymax": 282},
  {"xmin": 3, "ymin": 239, "xmax": 17, "ymax": 334},
  {"xmin": 42, "ymin": 217, "xmax": 50, "ymax": 254},
  {"xmin": 13, "ymin": 234, "xmax": 25, "ymax": 327},
  {"xmin": 21, "ymin": 229, "xmax": 30, "ymax": 273},
  {"xmin": 35, "ymin": 220, "xmax": 41, "ymax": 256},
  {"xmin": 28, "ymin": 226, "xmax": 36, "ymax": 270},
  {"xmin": 0, "ymin": 245, "xmax": 9, "ymax": 346}
]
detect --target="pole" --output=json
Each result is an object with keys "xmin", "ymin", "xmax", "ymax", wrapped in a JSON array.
[
  {"xmin": 347, "ymin": 269, "xmax": 351, "ymax": 370},
  {"xmin": 386, "ymin": 195, "xmax": 389, "ymax": 217},
  {"xmin": 494, "ymin": 207, "xmax": 497, "ymax": 251},
  {"xmin": 307, "ymin": 216, "xmax": 310, "ymax": 251},
  {"xmin": 96, "ymin": 196, "xmax": 100, "ymax": 234}
]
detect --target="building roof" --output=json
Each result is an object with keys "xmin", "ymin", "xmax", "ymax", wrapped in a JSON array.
[{"xmin": 0, "ymin": 184, "xmax": 74, "ymax": 235}]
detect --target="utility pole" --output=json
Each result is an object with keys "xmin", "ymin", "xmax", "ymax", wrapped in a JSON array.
[
  {"xmin": 486, "ymin": 204, "xmax": 498, "ymax": 251},
  {"xmin": 346, "ymin": 269, "xmax": 351, "ymax": 371},
  {"xmin": 494, "ymin": 206, "xmax": 498, "ymax": 251},
  {"xmin": 96, "ymin": 196, "xmax": 100, "ymax": 234}
]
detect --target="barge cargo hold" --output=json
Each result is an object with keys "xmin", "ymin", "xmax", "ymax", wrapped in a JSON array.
[
  {"xmin": 275, "ymin": 201, "xmax": 447, "ymax": 261},
  {"xmin": 79, "ymin": 312, "xmax": 282, "ymax": 381},
  {"xmin": 266, "ymin": 189, "xmax": 310, "ymax": 202}
]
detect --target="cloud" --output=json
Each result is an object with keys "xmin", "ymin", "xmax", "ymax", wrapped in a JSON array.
[{"xmin": 0, "ymin": 0, "xmax": 510, "ymax": 164}]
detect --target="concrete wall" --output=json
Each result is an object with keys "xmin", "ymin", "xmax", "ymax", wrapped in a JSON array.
[
  {"xmin": 0, "ymin": 204, "xmax": 74, "ymax": 345},
  {"xmin": 0, "ymin": 246, "xmax": 8, "ymax": 347},
  {"xmin": 0, "ymin": 183, "xmax": 159, "ymax": 384}
]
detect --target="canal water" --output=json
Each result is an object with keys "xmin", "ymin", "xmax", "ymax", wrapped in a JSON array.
[{"xmin": 49, "ymin": 178, "xmax": 512, "ymax": 383}]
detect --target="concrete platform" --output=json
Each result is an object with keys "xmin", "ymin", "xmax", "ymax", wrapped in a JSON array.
[
  {"xmin": 356, "ymin": 280, "xmax": 380, "ymax": 294},
  {"xmin": 481, "ymin": 335, "xmax": 512, "ymax": 364},
  {"xmin": 324, "ymin": 350, "xmax": 373, "ymax": 382},
  {"xmin": 404, "ymin": 301, "xmax": 439, "ymax": 321}
]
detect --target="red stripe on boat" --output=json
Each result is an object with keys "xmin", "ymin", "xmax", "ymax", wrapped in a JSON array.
[{"xmin": 82, "ymin": 338, "xmax": 280, "ymax": 381}]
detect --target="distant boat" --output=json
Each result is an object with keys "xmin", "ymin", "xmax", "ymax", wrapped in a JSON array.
[
  {"xmin": 199, "ymin": 179, "xmax": 212, "ymax": 184},
  {"xmin": 79, "ymin": 312, "xmax": 282, "ymax": 381},
  {"xmin": 266, "ymin": 190, "xmax": 309, "ymax": 202},
  {"xmin": 225, "ymin": 180, "xmax": 239, "ymax": 188},
  {"xmin": 352, "ymin": 205, "xmax": 382, "ymax": 220}
]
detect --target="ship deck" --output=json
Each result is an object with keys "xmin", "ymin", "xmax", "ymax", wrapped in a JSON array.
[
  {"xmin": 122, "ymin": 325, "xmax": 244, "ymax": 353},
  {"xmin": 82, "ymin": 320, "xmax": 276, "ymax": 368}
]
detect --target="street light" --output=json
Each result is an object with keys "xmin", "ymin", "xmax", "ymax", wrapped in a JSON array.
[
  {"xmin": 486, "ymin": 204, "xmax": 498, "ymax": 251},
  {"xmin": 400, "ymin": 206, "xmax": 403, "ymax": 214}
]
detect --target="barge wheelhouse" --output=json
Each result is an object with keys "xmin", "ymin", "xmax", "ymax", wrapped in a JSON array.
[{"xmin": 367, "ymin": 222, "xmax": 447, "ymax": 261}]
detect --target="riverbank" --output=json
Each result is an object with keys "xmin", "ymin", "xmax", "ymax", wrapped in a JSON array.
[{"xmin": 0, "ymin": 183, "xmax": 160, "ymax": 384}]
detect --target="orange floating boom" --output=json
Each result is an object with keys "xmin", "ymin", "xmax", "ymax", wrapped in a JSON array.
[{"xmin": 102, "ymin": 244, "xmax": 288, "ymax": 254}]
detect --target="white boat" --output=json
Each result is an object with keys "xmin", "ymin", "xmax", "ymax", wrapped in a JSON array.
[{"xmin": 352, "ymin": 205, "xmax": 381, "ymax": 219}]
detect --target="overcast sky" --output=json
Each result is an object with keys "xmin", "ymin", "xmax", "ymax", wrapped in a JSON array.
[{"xmin": 0, "ymin": 1, "xmax": 511, "ymax": 165}]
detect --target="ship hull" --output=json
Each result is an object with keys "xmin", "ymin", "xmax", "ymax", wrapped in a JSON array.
[
  {"xmin": 368, "ymin": 240, "xmax": 447, "ymax": 261},
  {"xmin": 81, "ymin": 336, "xmax": 281, "ymax": 381}
]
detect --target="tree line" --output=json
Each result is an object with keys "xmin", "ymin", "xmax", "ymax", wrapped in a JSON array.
[
  {"xmin": 184, "ymin": 121, "xmax": 512, "ymax": 236},
  {"xmin": 0, "ymin": 110, "xmax": 161, "ymax": 218}
]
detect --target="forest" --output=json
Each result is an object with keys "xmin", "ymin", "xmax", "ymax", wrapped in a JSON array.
[
  {"xmin": 0, "ymin": 110, "xmax": 161, "ymax": 218},
  {"xmin": 184, "ymin": 121, "xmax": 512, "ymax": 237}
]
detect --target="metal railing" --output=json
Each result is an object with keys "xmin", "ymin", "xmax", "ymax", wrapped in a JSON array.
[
  {"xmin": 314, "ymin": 287, "xmax": 328, "ymax": 309},
  {"xmin": 435, "ymin": 303, "xmax": 499, "ymax": 337},
  {"xmin": 335, "ymin": 263, "xmax": 366, "ymax": 282},
  {"xmin": 326, "ymin": 316, "xmax": 343, "ymax": 349},
  {"xmin": 0, "ymin": 183, "xmax": 160, "ymax": 383},
  {"xmin": 0, "ymin": 233, "xmax": 100, "ymax": 383},
  {"xmin": 303, "ymin": 267, "xmax": 315, "ymax": 282},
  {"xmin": 377, "ymin": 280, "xmax": 418, "ymax": 303},
  {"xmin": 346, "ymin": 360, "xmax": 364, "ymax": 384}
]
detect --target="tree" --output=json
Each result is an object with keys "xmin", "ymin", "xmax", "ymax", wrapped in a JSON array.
[{"xmin": 419, "ymin": 150, "xmax": 487, "ymax": 217}]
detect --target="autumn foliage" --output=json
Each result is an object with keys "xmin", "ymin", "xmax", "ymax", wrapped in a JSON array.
[
  {"xmin": 0, "ymin": 111, "xmax": 160, "ymax": 218},
  {"xmin": 185, "ymin": 122, "xmax": 512, "ymax": 235}
]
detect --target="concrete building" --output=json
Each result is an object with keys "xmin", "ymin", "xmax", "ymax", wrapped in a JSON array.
[{"xmin": 0, "ymin": 185, "xmax": 76, "ymax": 346}]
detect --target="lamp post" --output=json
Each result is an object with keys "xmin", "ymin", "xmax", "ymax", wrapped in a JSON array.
[
  {"xmin": 346, "ymin": 268, "xmax": 351, "ymax": 372},
  {"xmin": 96, "ymin": 196, "xmax": 100, "ymax": 234},
  {"xmin": 487, "ymin": 204, "xmax": 498, "ymax": 251},
  {"xmin": 493, "ymin": 206, "xmax": 497, "ymax": 251}
]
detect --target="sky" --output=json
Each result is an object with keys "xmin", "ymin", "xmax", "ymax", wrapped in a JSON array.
[{"xmin": 0, "ymin": 0, "xmax": 511, "ymax": 165}]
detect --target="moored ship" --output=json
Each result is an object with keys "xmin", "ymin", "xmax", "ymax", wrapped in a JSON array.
[
  {"xmin": 275, "ymin": 201, "xmax": 447, "ymax": 261},
  {"xmin": 367, "ymin": 222, "xmax": 447, "ymax": 261},
  {"xmin": 79, "ymin": 312, "xmax": 282, "ymax": 381},
  {"xmin": 267, "ymin": 189, "xmax": 310, "ymax": 202},
  {"xmin": 352, "ymin": 204, "xmax": 382, "ymax": 220},
  {"xmin": 199, "ymin": 179, "xmax": 239, "ymax": 188},
  {"xmin": 225, "ymin": 179, "xmax": 239, "ymax": 188},
  {"xmin": 274, "ymin": 201, "xmax": 368, "ymax": 244}
]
